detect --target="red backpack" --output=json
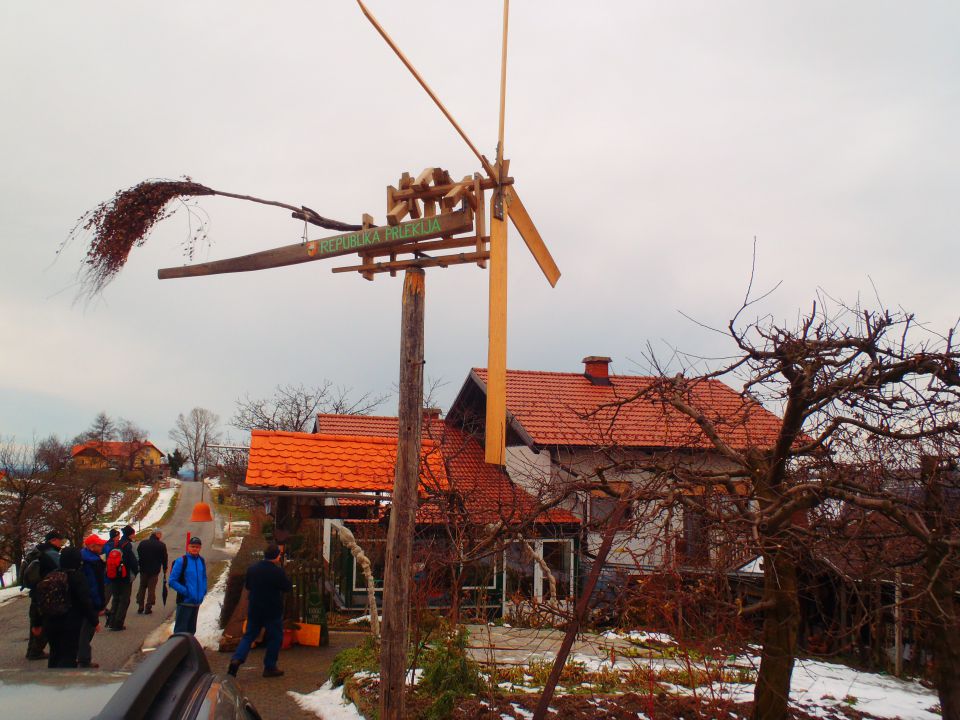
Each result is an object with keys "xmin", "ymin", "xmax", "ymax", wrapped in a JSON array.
[{"xmin": 105, "ymin": 539, "xmax": 129, "ymax": 580}]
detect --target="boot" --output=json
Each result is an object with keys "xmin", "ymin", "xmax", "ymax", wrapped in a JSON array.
[
  {"xmin": 227, "ymin": 660, "xmax": 241, "ymax": 677},
  {"xmin": 262, "ymin": 667, "xmax": 284, "ymax": 678}
]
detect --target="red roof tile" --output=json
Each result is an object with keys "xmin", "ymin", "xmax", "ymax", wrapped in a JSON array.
[
  {"xmin": 71, "ymin": 441, "xmax": 163, "ymax": 459},
  {"xmin": 245, "ymin": 430, "xmax": 448, "ymax": 494},
  {"xmin": 472, "ymin": 369, "xmax": 782, "ymax": 450},
  {"xmin": 313, "ymin": 414, "xmax": 578, "ymax": 525}
]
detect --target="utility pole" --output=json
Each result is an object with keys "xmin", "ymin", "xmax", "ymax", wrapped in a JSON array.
[{"xmin": 379, "ymin": 268, "xmax": 425, "ymax": 720}]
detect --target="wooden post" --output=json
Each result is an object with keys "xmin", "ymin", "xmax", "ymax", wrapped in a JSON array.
[{"xmin": 379, "ymin": 268, "xmax": 425, "ymax": 720}]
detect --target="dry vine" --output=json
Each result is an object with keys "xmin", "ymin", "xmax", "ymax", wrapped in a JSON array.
[{"xmin": 65, "ymin": 177, "xmax": 361, "ymax": 297}]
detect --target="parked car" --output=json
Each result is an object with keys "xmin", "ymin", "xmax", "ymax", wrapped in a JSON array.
[{"xmin": 0, "ymin": 634, "xmax": 261, "ymax": 720}]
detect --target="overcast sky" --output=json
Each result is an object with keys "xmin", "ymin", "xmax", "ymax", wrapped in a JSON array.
[{"xmin": 2, "ymin": 2, "xmax": 959, "ymax": 453}]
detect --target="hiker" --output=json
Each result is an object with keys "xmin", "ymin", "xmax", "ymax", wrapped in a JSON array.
[
  {"xmin": 136, "ymin": 529, "xmax": 168, "ymax": 615},
  {"xmin": 100, "ymin": 528, "xmax": 120, "ymax": 621},
  {"xmin": 106, "ymin": 525, "xmax": 139, "ymax": 630},
  {"xmin": 169, "ymin": 536, "xmax": 207, "ymax": 634},
  {"xmin": 78, "ymin": 534, "xmax": 107, "ymax": 668},
  {"xmin": 40, "ymin": 546, "xmax": 99, "ymax": 668},
  {"xmin": 228, "ymin": 544, "xmax": 292, "ymax": 679},
  {"xmin": 22, "ymin": 530, "xmax": 64, "ymax": 660}
]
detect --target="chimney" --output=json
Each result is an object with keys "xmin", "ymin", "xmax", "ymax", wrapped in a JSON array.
[
  {"xmin": 423, "ymin": 407, "xmax": 442, "ymax": 421},
  {"xmin": 582, "ymin": 356, "xmax": 612, "ymax": 385}
]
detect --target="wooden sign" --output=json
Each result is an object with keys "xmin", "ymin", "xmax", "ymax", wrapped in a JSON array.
[{"xmin": 158, "ymin": 209, "xmax": 473, "ymax": 280}]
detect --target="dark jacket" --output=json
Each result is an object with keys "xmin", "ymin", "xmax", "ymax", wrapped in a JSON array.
[
  {"xmin": 169, "ymin": 554, "xmax": 207, "ymax": 605},
  {"xmin": 107, "ymin": 536, "xmax": 139, "ymax": 582},
  {"xmin": 137, "ymin": 535, "xmax": 168, "ymax": 576},
  {"xmin": 80, "ymin": 548, "xmax": 106, "ymax": 611},
  {"xmin": 50, "ymin": 548, "xmax": 99, "ymax": 628},
  {"xmin": 245, "ymin": 560, "xmax": 293, "ymax": 620},
  {"xmin": 27, "ymin": 541, "xmax": 61, "ymax": 598}
]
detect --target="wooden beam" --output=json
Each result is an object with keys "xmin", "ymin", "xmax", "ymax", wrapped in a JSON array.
[
  {"xmin": 157, "ymin": 210, "xmax": 474, "ymax": 280},
  {"xmin": 485, "ymin": 203, "xmax": 508, "ymax": 466},
  {"xmin": 413, "ymin": 167, "xmax": 435, "ymax": 190},
  {"xmin": 505, "ymin": 185, "xmax": 560, "ymax": 287},
  {"xmin": 332, "ymin": 251, "xmax": 489, "ymax": 275},
  {"xmin": 474, "ymin": 174, "xmax": 487, "ymax": 269}
]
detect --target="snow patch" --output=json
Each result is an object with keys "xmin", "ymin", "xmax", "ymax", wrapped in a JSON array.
[
  {"xmin": 194, "ymin": 562, "xmax": 230, "ymax": 650},
  {"xmin": 288, "ymin": 680, "xmax": 366, "ymax": 720}
]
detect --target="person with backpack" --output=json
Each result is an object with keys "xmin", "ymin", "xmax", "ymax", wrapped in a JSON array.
[
  {"xmin": 168, "ymin": 536, "xmax": 207, "ymax": 634},
  {"xmin": 227, "ymin": 544, "xmax": 292, "ymax": 678},
  {"xmin": 22, "ymin": 530, "xmax": 64, "ymax": 660},
  {"xmin": 39, "ymin": 546, "xmax": 99, "ymax": 668},
  {"xmin": 106, "ymin": 525, "xmax": 139, "ymax": 631},
  {"xmin": 136, "ymin": 529, "xmax": 168, "ymax": 615},
  {"xmin": 78, "ymin": 534, "xmax": 107, "ymax": 668},
  {"xmin": 100, "ymin": 528, "xmax": 120, "ymax": 623}
]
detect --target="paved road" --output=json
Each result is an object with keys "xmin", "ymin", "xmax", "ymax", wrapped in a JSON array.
[{"xmin": 0, "ymin": 480, "xmax": 227, "ymax": 670}]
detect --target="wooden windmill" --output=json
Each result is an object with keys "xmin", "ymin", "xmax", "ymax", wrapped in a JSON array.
[{"xmin": 354, "ymin": 0, "xmax": 560, "ymax": 465}]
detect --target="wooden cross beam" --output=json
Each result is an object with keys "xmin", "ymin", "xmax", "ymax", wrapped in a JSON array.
[{"xmin": 157, "ymin": 209, "xmax": 473, "ymax": 280}]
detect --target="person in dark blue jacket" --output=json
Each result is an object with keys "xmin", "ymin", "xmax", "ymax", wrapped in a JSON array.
[
  {"xmin": 78, "ymin": 534, "xmax": 106, "ymax": 667},
  {"xmin": 169, "ymin": 536, "xmax": 207, "ymax": 634},
  {"xmin": 227, "ymin": 544, "xmax": 292, "ymax": 678}
]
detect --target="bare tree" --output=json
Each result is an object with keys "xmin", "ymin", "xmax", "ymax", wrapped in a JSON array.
[
  {"xmin": 117, "ymin": 417, "xmax": 150, "ymax": 473},
  {"xmin": 170, "ymin": 408, "xmax": 221, "ymax": 482},
  {"xmin": 636, "ymin": 297, "xmax": 960, "ymax": 720},
  {"xmin": 50, "ymin": 467, "xmax": 111, "ymax": 547},
  {"xmin": 231, "ymin": 382, "xmax": 385, "ymax": 433},
  {"xmin": 0, "ymin": 437, "xmax": 56, "ymax": 573}
]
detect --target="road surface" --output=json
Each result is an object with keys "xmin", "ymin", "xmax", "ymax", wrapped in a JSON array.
[{"xmin": 0, "ymin": 480, "xmax": 227, "ymax": 671}]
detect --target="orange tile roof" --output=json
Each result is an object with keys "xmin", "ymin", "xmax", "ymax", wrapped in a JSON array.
[
  {"xmin": 71, "ymin": 440, "xmax": 162, "ymax": 459},
  {"xmin": 244, "ymin": 430, "xmax": 448, "ymax": 494},
  {"xmin": 472, "ymin": 368, "xmax": 782, "ymax": 450},
  {"xmin": 314, "ymin": 414, "xmax": 579, "ymax": 525}
]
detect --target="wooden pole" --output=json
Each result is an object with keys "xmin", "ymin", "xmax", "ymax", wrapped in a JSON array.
[{"xmin": 379, "ymin": 268, "xmax": 425, "ymax": 720}]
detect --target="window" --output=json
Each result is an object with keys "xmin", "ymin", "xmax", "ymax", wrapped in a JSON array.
[
  {"xmin": 461, "ymin": 554, "xmax": 498, "ymax": 590},
  {"xmin": 503, "ymin": 539, "xmax": 574, "ymax": 603}
]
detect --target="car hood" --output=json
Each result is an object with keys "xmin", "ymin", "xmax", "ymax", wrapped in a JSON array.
[{"xmin": 0, "ymin": 669, "xmax": 128, "ymax": 719}]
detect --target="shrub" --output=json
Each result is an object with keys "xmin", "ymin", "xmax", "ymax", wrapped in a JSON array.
[
  {"xmin": 418, "ymin": 625, "xmax": 482, "ymax": 720},
  {"xmin": 329, "ymin": 636, "xmax": 380, "ymax": 688}
]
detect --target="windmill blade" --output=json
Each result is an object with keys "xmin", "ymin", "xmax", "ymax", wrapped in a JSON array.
[
  {"xmin": 485, "ymin": 211, "xmax": 508, "ymax": 466},
  {"xmin": 505, "ymin": 186, "xmax": 561, "ymax": 287}
]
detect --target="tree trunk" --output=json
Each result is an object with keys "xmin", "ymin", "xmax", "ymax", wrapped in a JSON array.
[
  {"xmin": 924, "ymin": 542, "xmax": 960, "ymax": 720},
  {"xmin": 753, "ymin": 545, "xmax": 800, "ymax": 720}
]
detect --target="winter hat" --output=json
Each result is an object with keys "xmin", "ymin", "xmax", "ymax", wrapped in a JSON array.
[
  {"xmin": 60, "ymin": 547, "xmax": 82, "ymax": 571},
  {"xmin": 108, "ymin": 528, "xmax": 120, "ymax": 539},
  {"xmin": 121, "ymin": 525, "xmax": 135, "ymax": 536},
  {"xmin": 44, "ymin": 530, "xmax": 64, "ymax": 542},
  {"xmin": 264, "ymin": 545, "xmax": 281, "ymax": 561},
  {"xmin": 188, "ymin": 536, "xmax": 202, "ymax": 546},
  {"xmin": 84, "ymin": 534, "xmax": 106, "ymax": 547}
]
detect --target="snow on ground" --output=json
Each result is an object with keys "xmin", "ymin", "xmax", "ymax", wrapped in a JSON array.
[
  {"xmin": 95, "ymin": 486, "xmax": 151, "ymax": 535},
  {"xmin": 790, "ymin": 658, "xmax": 940, "ymax": 720},
  {"xmin": 136, "ymin": 485, "xmax": 177, "ymax": 530},
  {"xmin": 288, "ymin": 681, "xmax": 366, "ymax": 720},
  {"xmin": 0, "ymin": 584, "xmax": 26, "ymax": 607},
  {"xmin": 195, "ymin": 562, "xmax": 231, "ymax": 650}
]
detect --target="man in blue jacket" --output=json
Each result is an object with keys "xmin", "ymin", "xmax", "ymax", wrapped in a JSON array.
[
  {"xmin": 227, "ymin": 544, "xmax": 292, "ymax": 678},
  {"xmin": 169, "ymin": 536, "xmax": 207, "ymax": 634}
]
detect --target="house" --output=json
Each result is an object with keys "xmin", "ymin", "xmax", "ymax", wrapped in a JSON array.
[
  {"xmin": 446, "ymin": 356, "xmax": 783, "ymax": 577},
  {"xmin": 241, "ymin": 413, "xmax": 580, "ymax": 618},
  {"xmin": 71, "ymin": 440, "xmax": 166, "ymax": 475}
]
